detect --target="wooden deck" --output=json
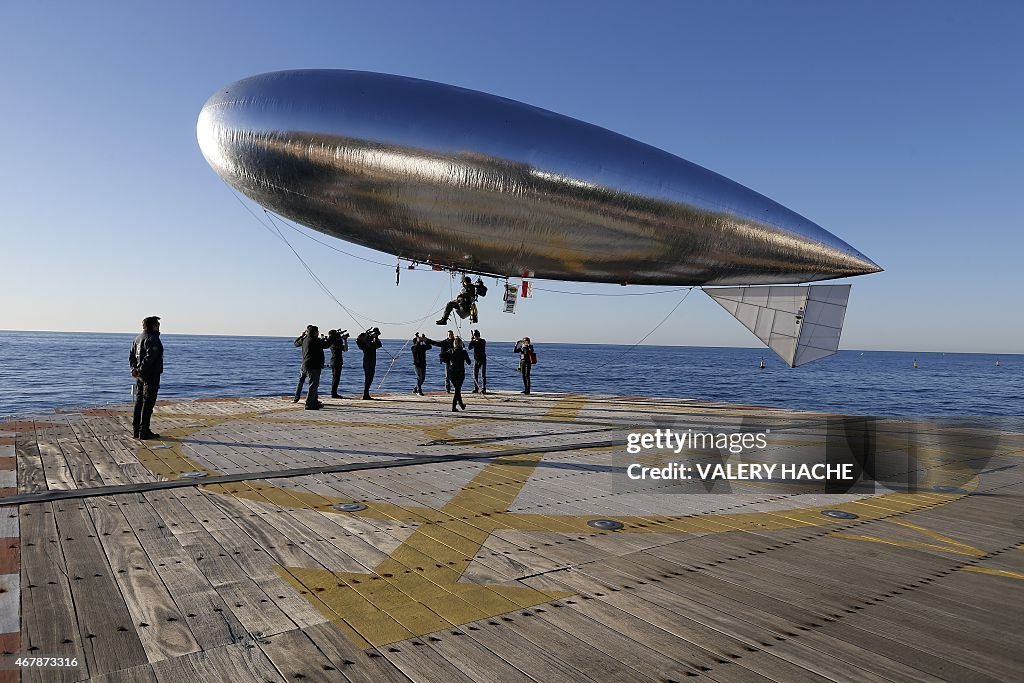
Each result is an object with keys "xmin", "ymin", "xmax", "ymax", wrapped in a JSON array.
[{"xmin": 1, "ymin": 392, "xmax": 1022, "ymax": 682}]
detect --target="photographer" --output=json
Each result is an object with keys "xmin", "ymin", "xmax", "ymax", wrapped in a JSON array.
[
  {"xmin": 411, "ymin": 333, "xmax": 433, "ymax": 395},
  {"xmin": 513, "ymin": 336, "xmax": 536, "ymax": 395},
  {"xmin": 356, "ymin": 327, "xmax": 383, "ymax": 400},
  {"xmin": 292, "ymin": 325, "xmax": 313, "ymax": 403},
  {"xmin": 295, "ymin": 324, "xmax": 330, "ymax": 409},
  {"xmin": 327, "ymin": 329, "xmax": 350, "ymax": 398},
  {"xmin": 469, "ymin": 329, "xmax": 487, "ymax": 394}
]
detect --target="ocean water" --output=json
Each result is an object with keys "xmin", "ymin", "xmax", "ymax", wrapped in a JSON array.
[{"xmin": 0, "ymin": 331, "xmax": 1019, "ymax": 417}]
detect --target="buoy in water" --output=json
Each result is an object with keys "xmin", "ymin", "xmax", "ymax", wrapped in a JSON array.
[
  {"xmin": 995, "ymin": 359, "xmax": 1000, "ymax": 367},
  {"xmin": 913, "ymin": 360, "xmax": 918, "ymax": 369},
  {"xmin": 759, "ymin": 358, "xmax": 765, "ymax": 369}
]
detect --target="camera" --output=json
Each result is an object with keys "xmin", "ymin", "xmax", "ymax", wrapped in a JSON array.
[{"xmin": 329, "ymin": 329, "xmax": 350, "ymax": 340}]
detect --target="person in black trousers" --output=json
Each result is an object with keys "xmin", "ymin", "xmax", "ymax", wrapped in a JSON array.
[
  {"xmin": 411, "ymin": 333, "xmax": 433, "ymax": 395},
  {"xmin": 428, "ymin": 330, "xmax": 456, "ymax": 392},
  {"xmin": 514, "ymin": 336, "xmax": 535, "ymax": 394},
  {"xmin": 469, "ymin": 329, "xmax": 487, "ymax": 393},
  {"xmin": 327, "ymin": 329, "xmax": 349, "ymax": 398},
  {"xmin": 292, "ymin": 326, "xmax": 310, "ymax": 402},
  {"xmin": 356, "ymin": 327, "xmax": 383, "ymax": 400},
  {"xmin": 448, "ymin": 336, "xmax": 472, "ymax": 411},
  {"xmin": 297, "ymin": 325, "xmax": 330, "ymax": 409},
  {"xmin": 130, "ymin": 315, "xmax": 164, "ymax": 439}
]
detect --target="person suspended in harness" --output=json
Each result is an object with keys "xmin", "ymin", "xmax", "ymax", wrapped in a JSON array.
[{"xmin": 437, "ymin": 276, "xmax": 487, "ymax": 325}]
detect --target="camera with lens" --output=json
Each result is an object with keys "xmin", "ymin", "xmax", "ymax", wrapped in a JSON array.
[
  {"xmin": 329, "ymin": 329, "xmax": 349, "ymax": 340},
  {"xmin": 365, "ymin": 327, "xmax": 381, "ymax": 340}
]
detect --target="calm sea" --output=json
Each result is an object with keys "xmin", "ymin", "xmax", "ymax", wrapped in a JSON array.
[{"xmin": 0, "ymin": 331, "xmax": 1019, "ymax": 417}]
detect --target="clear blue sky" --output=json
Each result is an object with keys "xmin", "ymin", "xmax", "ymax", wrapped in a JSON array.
[{"xmin": 1, "ymin": 1, "xmax": 1021, "ymax": 353}]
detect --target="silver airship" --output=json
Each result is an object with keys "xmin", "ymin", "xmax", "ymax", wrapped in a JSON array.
[
  {"xmin": 197, "ymin": 69, "xmax": 881, "ymax": 366},
  {"xmin": 197, "ymin": 69, "xmax": 879, "ymax": 286}
]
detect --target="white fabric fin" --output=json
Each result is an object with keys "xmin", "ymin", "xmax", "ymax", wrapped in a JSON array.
[{"xmin": 706, "ymin": 285, "xmax": 851, "ymax": 367}]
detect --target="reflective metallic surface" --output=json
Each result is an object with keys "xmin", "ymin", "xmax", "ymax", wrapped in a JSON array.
[{"xmin": 198, "ymin": 70, "xmax": 881, "ymax": 285}]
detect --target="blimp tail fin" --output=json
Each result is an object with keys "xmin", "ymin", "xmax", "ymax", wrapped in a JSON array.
[{"xmin": 706, "ymin": 285, "xmax": 851, "ymax": 367}]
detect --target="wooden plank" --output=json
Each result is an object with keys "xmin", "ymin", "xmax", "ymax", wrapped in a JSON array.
[
  {"xmin": 301, "ymin": 622, "xmax": 414, "ymax": 683},
  {"xmin": 173, "ymin": 529, "xmax": 254, "ymax": 588},
  {"xmin": 463, "ymin": 610, "xmax": 641, "ymax": 683},
  {"xmin": 452, "ymin": 622, "xmax": 602, "ymax": 683},
  {"xmin": 403, "ymin": 628, "xmax": 535, "ymax": 683},
  {"xmin": 36, "ymin": 431, "xmax": 77, "ymax": 491},
  {"xmin": 141, "ymin": 491, "xmax": 207, "ymax": 537},
  {"xmin": 139, "ymin": 534, "xmax": 247, "ymax": 651},
  {"xmin": 51, "ymin": 501, "xmax": 150, "ymax": 676},
  {"xmin": 15, "ymin": 432, "xmax": 45, "ymax": 494},
  {"xmin": 576, "ymin": 560, "xmax": 897, "ymax": 683},
  {"xmin": 594, "ymin": 552, "xmax": 959, "ymax": 683},
  {"xmin": 150, "ymin": 641, "xmax": 284, "ymax": 683},
  {"xmin": 215, "ymin": 579, "xmax": 301, "ymax": 638},
  {"xmin": 837, "ymin": 599, "xmax": 1024, "ymax": 680},
  {"xmin": 18, "ymin": 503, "xmax": 86, "ymax": 683},
  {"xmin": 49, "ymin": 418, "xmax": 104, "ymax": 490},
  {"xmin": 87, "ymin": 496, "xmax": 201, "ymax": 663},
  {"xmin": 684, "ymin": 536, "xmax": 1021, "ymax": 646},
  {"xmin": 527, "ymin": 568, "xmax": 836, "ymax": 683},
  {"xmin": 527, "ymin": 590, "xmax": 777, "ymax": 683},
  {"xmin": 518, "ymin": 572, "xmax": 792, "ymax": 683},
  {"xmin": 641, "ymin": 543, "xmax": 1009, "ymax": 683},
  {"xmin": 86, "ymin": 663, "xmax": 159, "ymax": 683},
  {"xmin": 258, "ymin": 628, "xmax": 352, "ymax": 683},
  {"xmin": 63, "ymin": 419, "xmax": 129, "ymax": 488}
]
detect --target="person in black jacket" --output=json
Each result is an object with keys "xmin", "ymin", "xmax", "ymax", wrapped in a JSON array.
[
  {"xmin": 448, "ymin": 336, "xmax": 472, "ymax": 411},
  {"xmin": 428, "ymin": 330, "xmax": 456, "ymax": 392},
  {"xmin": 410, "ymin": 333, "xmax": 433, "ymax": 395},
  {"xmin": 129, "ymin": 316, "xmax": 164, "ymax": 439},
  {"xmin": 292, "ymin": 326, "xmax": 311, "ymax": 402},
  {"xmin": 327, "ymin": 329, "xmax": 349, "ymax": 398},
  {"xmin": 356, "ymin": 327, "xmax": 383, "ymax": 400},
  {"xmin": 514, "ymin": 336, "xmax": 535, "ymax": 394},
  {"xmin": 469, "ymin": 329, "xmax": 487, "ymax": 393},
  {"xmin": 296, "ymin": 324, "xmax": 329, "ymax": 409}
]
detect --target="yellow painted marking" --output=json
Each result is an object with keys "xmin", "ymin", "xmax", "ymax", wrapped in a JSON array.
[
  {"xmin": 125, "ymin": 397, "xmax": 987, "ymax": 648},
  {"xmin": 831, "ymin": 519, "xmax": 986, "ymax": 557},
  {"xmin": 275, "ymin": 396, "xmax": 586, "ymax": 648},
  {"xmin": 961, "ymin": 566, "xmax": 1024, "ymax": 581}
]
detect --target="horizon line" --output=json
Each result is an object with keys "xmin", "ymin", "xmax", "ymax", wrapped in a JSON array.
[{"xmin": 0, "ymin": 328, "xmax": 1020, "ymax": 357}]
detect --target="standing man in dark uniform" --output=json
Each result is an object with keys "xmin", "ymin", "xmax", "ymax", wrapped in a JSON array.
[
  {"xmin": 298, "ymin": 324, "xmax": 329, "ymax": 410},
  {"xmin": 327, "ymin": 329, "xmax": 349, "ymax": 398},
  {"xmin": 129, "ymin": 316, "xmax": 164, "ymax": 439},
  {"xmin": 468, "ymin": 329, "xmax": 487, "ymax": 394},
  {"xmin": 411, "ymin": 333, "xmax": 433, "ymax": 395},
  {"xmin": 356, "ymin": 328, "xmax": 383, "ymax": 400},
  {"xmin": 429, "ymin": 330, "xmax": 456, "ymax": 392},
  {"xmin": 514, "ymin": 336, "xmax": 535, "ymax": 394},
  {"xmin": 448, "ymin": 337, "xmax": 472, "ymax": 412}
]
